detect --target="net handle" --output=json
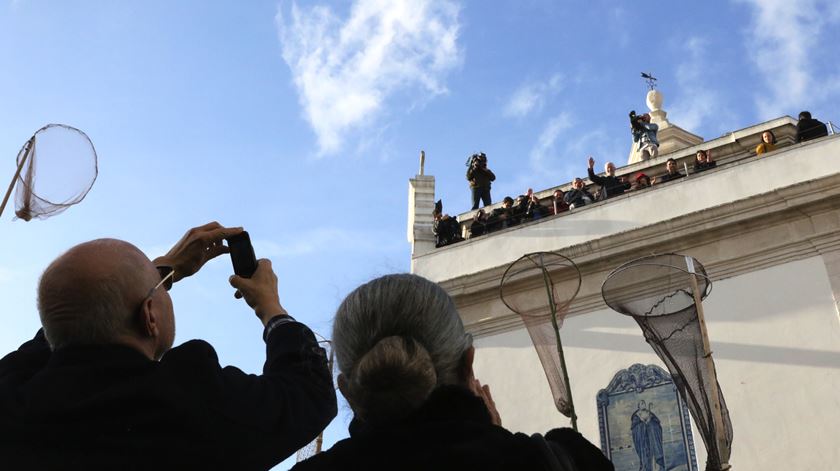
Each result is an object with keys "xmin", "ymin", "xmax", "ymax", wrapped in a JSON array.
[
  {"xmin": 0, "ymin": 137, "xmax": 33, "ymax": 220},
  {"xmin": 686, "ymin": 256, "xmax": 729, "ymax": 468}
]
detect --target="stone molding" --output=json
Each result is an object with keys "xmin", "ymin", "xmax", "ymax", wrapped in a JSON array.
[{"xmin": 442, "ymin": 170, "xmax": 840, "ymax": 338}]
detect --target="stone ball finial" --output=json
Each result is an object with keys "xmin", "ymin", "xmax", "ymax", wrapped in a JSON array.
[{"xmin": 646, "ymin": 89, "xmax": 663, "ymax": 112}]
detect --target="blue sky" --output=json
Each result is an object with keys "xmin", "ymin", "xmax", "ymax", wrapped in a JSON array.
[{"xmin": 1, "ymin": 0, "xmax": 838, "ymax": 468}]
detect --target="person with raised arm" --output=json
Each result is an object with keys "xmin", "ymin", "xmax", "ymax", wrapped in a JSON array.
[{"xmin": 0, "ymin": 222, "xmax": 337, "ymax": 470}]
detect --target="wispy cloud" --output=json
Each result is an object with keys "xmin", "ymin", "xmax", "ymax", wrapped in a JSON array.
[
  {"xmin": 504, "ymin": 74, "xmax": 564, "ymax": 118},
  {"xmin": 276, "ymin": 0, "xmax": 462, "ymax": 155},
  {"xmin": 668, "ymin": 37, "xmax": 728, "ymax": 134},
  {"xmin": 736, "ymin": 0, "xmax": 840, "ymax": 118},
  {"xmin": 529, "ymin": 112, "xmax": 572, "ymax": 174}
]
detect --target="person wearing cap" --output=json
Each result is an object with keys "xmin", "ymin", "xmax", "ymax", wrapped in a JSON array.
[{"xmin": 632, "ymin": 173, "xmax": 652, "ymax": 191}]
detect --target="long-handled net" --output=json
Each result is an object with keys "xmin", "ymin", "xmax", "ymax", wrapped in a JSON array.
[
  {"xmin": 296, "ymin": 337, "xmax": 336, "ymax": 462},
  {"xmin": 500, "ymin": 252, "xmax": 581, "ymax": 430},
  {"xmin": 0, "ymin": 124, "xmax": 98, "ymax": 221},
  {"xmin": 601, "ymin": 254, "xmax": 732, "ymax": 470}
]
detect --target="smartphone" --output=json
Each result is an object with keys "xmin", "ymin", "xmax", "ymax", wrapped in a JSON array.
[{"xmin": 227, "ymin": 231, "xmax": 258, "ymax": 278}]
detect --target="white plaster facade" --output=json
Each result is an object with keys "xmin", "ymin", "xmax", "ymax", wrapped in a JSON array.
[{"xmin": 408, "ymin": 125, "xmax": 840, "ymax": 469}]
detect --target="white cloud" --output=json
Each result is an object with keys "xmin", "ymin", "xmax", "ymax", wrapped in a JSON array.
[
  {"xmin": 736, "ymin": 0, "xmax": 840, "ymax": 118},
  {"xmin": 277, "ymin": 0, "xmax": 462, "ymax": 155},
  {"xmin": 668, "ymin": 37, "xmax": 727, "ymax": 134},
  {"xmin": 504, "ymin": 74, "xmax": 564, "ymax": 118},
  {"xmin": 529, "ymin": 113, "xmax": 572, "ymax": 172}
]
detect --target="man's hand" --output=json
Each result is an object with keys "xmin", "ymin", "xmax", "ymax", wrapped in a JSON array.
[
  {"xmin": 154, "ymin": 222, "xmax": 243, "ymax": 283},
  {"xmin": 470, "ymin": 378, "xmax": 502, "ymax": 426},
  {"xmin": 229, "ymin": 259, "xmax": 287, "ymax": 326},
  {"xmin": 588, "ymin": 156, "xmax": 595, "ymax": 169}
]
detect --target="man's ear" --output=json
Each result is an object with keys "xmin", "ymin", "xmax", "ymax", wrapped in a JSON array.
[
  {"xmin": 139, "ymin": 297, "xmax": 159, "ymax": 338},
  {"xmin": 459, "ymin": 346, "xmax": 476, "ymax": 383}
]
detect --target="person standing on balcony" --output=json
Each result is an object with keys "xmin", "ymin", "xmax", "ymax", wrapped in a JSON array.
[
  {"xmin": 630, "ymin": 111, "xmax": 659, "ymax": 161},
  {"xmin": 796, "ymin": 111, "xmax": 828, "ymax": 143},
  {"xmin": 466, "ymin": 153, "xmax": 496, "ymax": 210}
]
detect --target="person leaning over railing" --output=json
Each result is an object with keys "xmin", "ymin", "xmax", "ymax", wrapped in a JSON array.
[
  {"xmin": 692, "ymin": 150, "xmax": 717, "ymax": 173},
  {"xmin": 796, "ymin": 111, "xmax": 828, "ymax": 143},
  {"xmin": 587, "ymin": 156, "xmax": 630, "ymax": 199},
  {"xmin": 552, "ymin": 189, "xmax": 570, "ymax": 215},
  {"xmin": 652, "ymin": 158, "xmax": 685, "ymax": 185},
  {"xmin": 292, "ymin": 274, "xmax": 614, "ymax": 471},
  {"xmin": 0, "ymin": 223, "xmax": 337, "ymax": 471},
  {"xmin": 564, "ymin": 178, "xmax": 596, "ymax": 210},
  {"xmin": 755, "ymin": 130, "xmax": 777, "ymax": 155}
]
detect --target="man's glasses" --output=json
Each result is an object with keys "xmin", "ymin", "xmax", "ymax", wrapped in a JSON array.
[{"xmin": 147, "ymin": 266, "xmax": 175, "ymax": 298}]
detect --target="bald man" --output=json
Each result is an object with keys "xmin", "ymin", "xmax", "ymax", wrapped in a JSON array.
[
  {"xmin": 0, "ymin": 222, "xmax": 337, "ymax": 470},
  {"xmin": 587, "ymin": 156, "xmax": 630, "ymax": 199}
]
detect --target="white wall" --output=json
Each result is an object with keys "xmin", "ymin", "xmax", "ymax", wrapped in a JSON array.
[{"xmin": 471, "ymin": 256, "xmax": 840, "ymax": 470}]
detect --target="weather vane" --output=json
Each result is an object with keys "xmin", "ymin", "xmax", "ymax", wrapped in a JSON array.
[{"xmin": 641, "ymin": 72, "xmax": 657, "ymax": 91}]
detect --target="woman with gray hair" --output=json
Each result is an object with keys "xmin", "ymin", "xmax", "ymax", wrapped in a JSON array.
[{"xmin": 293, "ymin": 274, "xmax": 613, "ymax": 471}]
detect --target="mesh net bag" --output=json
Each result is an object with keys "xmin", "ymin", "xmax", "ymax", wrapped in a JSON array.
[
  {"xmin": 9, "ymin": 124, "xmax": 98, "ymax": 221},
  {"xmin": 601, "ymin": 254, "xmax": 732, "ymax": 470},
  {"xmin": 500, "ymin": 252, "xmax": 581, "ymax": 422}
]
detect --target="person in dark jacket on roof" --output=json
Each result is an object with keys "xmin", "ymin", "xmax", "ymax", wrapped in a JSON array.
[
  {"xmin": 796, "ymin": 111, "xmax": 828, "ymax": 143},
  {"xmin": 587, "ymin": 156, "xmax": 630, "ymax": 199},
  {"xmin": 0, "ymin": 223, "xmax": 337, "ymax": 471},
  {"xmin": 292, "ymin": 274, "xmax": 614, "ymax": 471},
  {"xmin": 564, "ymin": 178, "xmax": 596, "ymax": 210}
]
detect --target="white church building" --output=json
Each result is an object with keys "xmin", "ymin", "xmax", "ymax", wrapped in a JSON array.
[{"xmin": 407, "ymin": 90, "xmax": 840, "ymax": 470}]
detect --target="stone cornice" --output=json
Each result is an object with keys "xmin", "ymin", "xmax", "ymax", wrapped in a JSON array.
[{"xmin": 445, "ymin": 170, "xmax": 840, "ymax": 338}]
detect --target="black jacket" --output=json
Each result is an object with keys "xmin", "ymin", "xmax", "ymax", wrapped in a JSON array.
[
  {"xmin": 796, "ymin": 117, "xmax": 828, "ymax": 143},
  {"xmin": 0, "ymin": 320, "xmax": 337, "ymax": 471},
  {"xmin": 564, "ymin": 188, "xmax": 595, "ymax": 208},
  {"xmin": 293, "ymin": 385, "xmax": 614, "ymax": 471},
  {"xmin": 587, "ymin": 168, "xmax": 630, "ymax": 198}
]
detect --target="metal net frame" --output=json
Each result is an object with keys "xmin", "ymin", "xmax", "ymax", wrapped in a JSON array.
[
  {"xmin": 0, "ymin": 124, "xmax": 98, "ymax": 221},
  {"xmin": 601, "ymin": 253, "xmax": 732, "ymax": 470},
  {"xmin": 500, "ymin": 252, "xmax": 582, "ymax": 429}
]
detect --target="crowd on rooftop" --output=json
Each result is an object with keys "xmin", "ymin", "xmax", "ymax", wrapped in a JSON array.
[{"xmin": 432, "ymin": 111, "xmax": 832, "ymax": 248}]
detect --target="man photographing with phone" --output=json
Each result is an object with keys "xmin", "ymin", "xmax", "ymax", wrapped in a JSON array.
[{"xmin": 0, "ymin": 222, "xmax": 337, "ymax": 470}]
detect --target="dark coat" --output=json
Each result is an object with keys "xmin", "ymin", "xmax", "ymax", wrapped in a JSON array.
[
  {"xmin": 692, "ymin": 161, "xmax": 717, "ymax": 173},
  {"xmin": 467, "ymin": 165, "xmax": 497, "ymax": 189},
  {"xmin": 587, "ymin": 168, "xmax": 630, "ymax": 198},
  {"xmin": 564, "ymin": 188, "xmax": 595, "ymax": 208},
  {"xmin": 293, "ymin": 385, "xmax": 614, "ymax": 471},
  {"xmin": 0, "ymin": 322, "xmax": 337, "ymax": 471},
  {"xmin": 796, "ymin": 117, "xmax": 828, "ymax": 143},
  {"xmin": 657, "ymin": 171, "xmax": 685, "ymax": 183}
]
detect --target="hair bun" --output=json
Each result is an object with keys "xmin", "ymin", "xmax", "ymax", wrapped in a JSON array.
[{"xmin": 347, "ymin": 335, "xmax": 437, "ymax": 424}]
